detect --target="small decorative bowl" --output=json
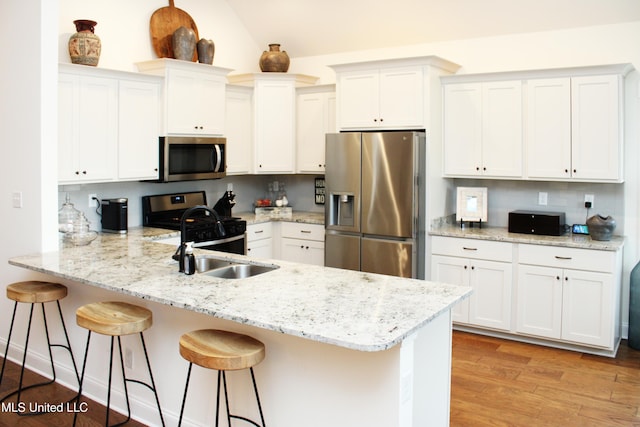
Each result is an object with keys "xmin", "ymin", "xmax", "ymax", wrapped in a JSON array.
[{"xmin": 66, "ymin": 230, "xmax": 98, "ymax": 246}]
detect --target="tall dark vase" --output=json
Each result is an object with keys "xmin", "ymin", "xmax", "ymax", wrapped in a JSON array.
[
  {"xmin": 68, "ymin": 20, "xmax": 101, "ymax": 66},
  {"xmin": 630, "ymin": 261, "xmax": 640, "ymax": 350},
  {"xmin": 172, "ymin": 26, "xmax": 196, "ymax": 61}
]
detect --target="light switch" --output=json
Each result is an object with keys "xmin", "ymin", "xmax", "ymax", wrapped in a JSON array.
[{"xmin": 12, "ymin": 192, "xmax": 22, "ymax": 208}]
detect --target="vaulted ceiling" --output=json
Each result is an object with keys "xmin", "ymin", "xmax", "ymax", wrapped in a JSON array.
[{"xmin": 225, "ymin": 0, "xmax": 640, "ymax": 58}]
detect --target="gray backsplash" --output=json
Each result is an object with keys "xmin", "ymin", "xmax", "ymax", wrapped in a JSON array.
[
  {"xmin": 450, "ymin": 179, "xmax": 625, "ymax": 233},
  {"xmin": 58, "ymin": 174, "xmax": 325, "ymax": 230}
]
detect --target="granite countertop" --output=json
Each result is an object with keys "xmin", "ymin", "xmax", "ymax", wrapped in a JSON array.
[
  {"xmin": 8, "ymin": 227, "xmax": 470, "ymax": 352},
  {"xmin": 430, "ymin": 224, "xmax": 624, "ymax": 251},
  {"xmin": 236, "ymin": 211, "xmax": 324, "ymax": 225}
]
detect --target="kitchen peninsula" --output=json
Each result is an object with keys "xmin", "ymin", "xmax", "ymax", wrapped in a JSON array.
[{"xmin": 8, "ymin": 228, "xmax": 470, "ymax": 427}]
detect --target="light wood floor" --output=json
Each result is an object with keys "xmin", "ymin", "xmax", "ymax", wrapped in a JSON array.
[
  {"xmin": 1, "ymin": 331, "xmax": 639, "ymax": 426},
  {"xmin": 451, "ymin": 331, "xmax": 640, "ymax": 427}
]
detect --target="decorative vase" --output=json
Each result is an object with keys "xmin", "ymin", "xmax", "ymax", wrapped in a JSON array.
[
  {"xmin": 172, "ymin": 26, "xmax": 196, "ymax": 61},
  {"xmin": 197, "ymin": 38, "xmax": 215, "ymax": 64},
  {"xmin": 68, "ymin": 20, "xmax": 101, "ymax": 66},
  {"xmin": 259, "ymin": 43, "xmax": 290, "ymax": 72},
  {"xmin": 586, "ymin": 214, "xmax": 616, "ymax": 241}
]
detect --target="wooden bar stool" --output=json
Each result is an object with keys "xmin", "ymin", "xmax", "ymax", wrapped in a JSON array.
[
  {"xmin": 178, "ymin": 329, "xmax": 266, "ymax": 427},
  {"xmin": 74, "ymin": 301, "xmax": 165, "ymax": 427},
  {"xmin": 0, "ymin": 281, "xmax": 80, "ymax": 413}
]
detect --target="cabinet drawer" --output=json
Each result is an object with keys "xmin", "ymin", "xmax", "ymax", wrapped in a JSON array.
[
  {"xmin": 431, "ymin": 236, "xmax": 512, "ymax": 262},
  {"xmin": 518, "ymin": 243, "xmax": 615, "ymax": 273},
  {"xmin": 281, "ymin": 222, "xmax": 324, "ymax": 241},
  {"xmin": 246, "ymin": 222, "xmax": 272, "ymax": 242}
]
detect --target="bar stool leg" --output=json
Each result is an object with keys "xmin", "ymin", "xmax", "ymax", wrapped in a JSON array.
[
  {"xmin": 178, "ymin": 362, "xmax": 193, "ymax": 427},
  {"xmin": 1, "ymin": 299, "xmax": 80, "ymax": 414},
  {"xmin": 137, "ymin": 333, "xmax": 164, "ymax": 427},
  {"xmin": 0, "ymin": 300, "xmax": 19, "ymax": 385},
  {"xmin": 73, "ymin": 330, "xmax": 92, "ymax": 427}
]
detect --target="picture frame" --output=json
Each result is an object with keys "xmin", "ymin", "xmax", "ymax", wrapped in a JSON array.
[{"xmin": 456, "ymin": 187, "xmax": 488, "ymax": 223}]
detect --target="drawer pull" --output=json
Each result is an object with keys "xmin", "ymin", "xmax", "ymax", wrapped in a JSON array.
[
  {"xmin": 554, "ymin": 256, "xmax": 572, "ymax": 260},
  {"xmin": 300, "ymin": 230, "xmax": 312, "ymax": 234},
  {"xmin": 254, "ymin": 230, "xmax": 264, "ymax": 234},
  {"xmin": 462, "ymin": 247, "xmax": 478, "ymax": 251}
]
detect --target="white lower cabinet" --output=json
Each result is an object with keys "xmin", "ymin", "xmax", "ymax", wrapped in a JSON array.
[
  {"xmin": 246, "ymin": 223, "xmax": 273, "ymax": 259},
  {"xmin": 431, "ymin": 236, "xmax": 513, "ymax": 331},
  {"xmin": 279, "ymin": 222, "xmax": 325, "ymax": 266},
  {"xmin": 516, "ymin": 244, "xmax": 619, "ymax": 349}
]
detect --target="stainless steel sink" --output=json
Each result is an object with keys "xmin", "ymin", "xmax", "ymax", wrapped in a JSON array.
[
  {"xmin": 195, "ymin": 257, "xmax": 235, "ymax": 273},
  {"xmin": 195, "ymin": 255, "xmax": 278, "ymax": 279},
  {"xmin": 203, "ymin": 263, "xmax": 277, "ymax": 279}
]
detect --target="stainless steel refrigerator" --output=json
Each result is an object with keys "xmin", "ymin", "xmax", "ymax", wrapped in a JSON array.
[{"xmin": 324, "ymin": 131, "xmax": 426, "ymax": 279}]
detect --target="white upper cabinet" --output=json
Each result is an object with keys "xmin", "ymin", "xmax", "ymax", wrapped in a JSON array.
[
  {"xmin": 118, "ymin": 78, "xmax": 161, "ymax": 180},
  {"xmin": 58, "ymin": 64, "xmax": 161, "ymax": 184},
  {"xmin": 225, "ymin": 85, "xmax": 253, "ymax": 175},
  {"xmin": 331, "ymin": 57, "xmax": 461, "ymax": 130},
  {"xmin": 527, "ymin": 74, "xmax": 623, "ymax": 182},
  {"xmin": 136, "ymin": 59, "xmax": 231, "ymax": 136},
  {"xmin": 571, "ymin": 75, "xmax": 622, "ymax": 182},
  {"xmin": 444, "ymin": 63, "xmax": 632, "ymax": 183},
  {"xmin": 227, "ymin": 73, "xmax": 319, "ymax": 174},
  {"xmin": 443, "ymin": 80, "xmax": 522, "ymax": 178},
  {"xmin": 58, "ymin": 70, "xmax": 118, "ymax": 184},
  {"xmin": 526, "ymin": 78, "xmax": 572, "ymax": 179},
  {"xmin": 296, "ymin": 85, "xmax": 336, "ymax": 173}
]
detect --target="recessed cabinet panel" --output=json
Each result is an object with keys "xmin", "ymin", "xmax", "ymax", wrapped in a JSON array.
[
  {"xmin": 526, "ymin": 78, "xmax": 572, "ymax": 179},
  {"xmin": 481, "ymin": 81, "xmax": 522, "ymax": 177},
  {"xmin": 296, "ymin": 87, "xmax": 336, "ymax": 173},
  {"xmin": 571, "ymin": 75, "xmax": 621, "ymax": 181},
  {"xmin": 443, "ymin": 84, "xmax": 482, "ymax": 176},
  {"xmin": 118, "ymin": 79, "xmax": 160, "ymax": 180},
  {"xmin": 225, "ymin": 85, "xmax": 254, "ymax": 174}
]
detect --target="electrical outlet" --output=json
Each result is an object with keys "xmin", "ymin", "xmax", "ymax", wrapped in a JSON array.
[
  {"xmin": 124, "ymin": 347, "xmax": 133, "ymax": 369},
  {"xmin": 12, "ymin": 192, "xmax": 23, "ymax": 208},
  {"xmin": 88, "ymin": 193, "xmax": 98, "ymax": 208},
  {"xmin": 227, "ymin": 183, "xmax": 233, "ymax": 191},
  {"xmin": 538, "ymin": 192, "xmax": 548, "ymax": 206},
  {"xmin": 585, "ymin": 194, "xmax": 595, "ymax": 208}
]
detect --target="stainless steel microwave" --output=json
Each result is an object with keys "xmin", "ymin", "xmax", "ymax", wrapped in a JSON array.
[{"xmin": 157, "ymin": 136, "xmax": 226, "ymax": 182}]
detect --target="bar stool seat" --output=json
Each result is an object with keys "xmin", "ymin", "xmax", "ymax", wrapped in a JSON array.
[
  {"xmin": 0, "ymin": 281, "xmax": 80, "ymax": 414},
  {"xmin": 178, "ymin": 329, "xmax": 266, "ymax": 427},
  {"xmin": 74, "ymin": 301, "xmax": 164, "ymax": 427}
]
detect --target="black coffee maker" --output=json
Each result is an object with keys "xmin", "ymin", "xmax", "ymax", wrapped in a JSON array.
[
  {"xmin": 101, "ymin": 198, "xmax": 128, "ymax": 233},
  {"xmin": 213, "ymin": 191, "xmax": 236, "ymax": 218}
]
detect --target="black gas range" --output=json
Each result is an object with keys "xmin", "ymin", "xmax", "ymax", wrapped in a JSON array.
[{"xmin": 142, "ymin": 191, "xmax": 247, "ymax": 254}]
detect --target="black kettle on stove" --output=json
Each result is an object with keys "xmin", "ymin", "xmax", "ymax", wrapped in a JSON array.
[{"xmin": 213, "ymin": 190, "xmax": 236, "ymax": 218}]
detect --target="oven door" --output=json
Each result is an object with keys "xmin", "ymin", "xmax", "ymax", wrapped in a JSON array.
[{"xmin": 196, "ymin": 233, "xmax": 247, "ymax": 255}]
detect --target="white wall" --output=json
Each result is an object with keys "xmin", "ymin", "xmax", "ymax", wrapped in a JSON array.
[{"xmin": 58, "ymin": 0, "xmax": 262, "ymax": 73}]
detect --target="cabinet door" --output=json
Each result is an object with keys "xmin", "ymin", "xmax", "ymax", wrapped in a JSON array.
[
  {"xmin": 338, "ymin": 71, "xmax": 380, "ymax": 129},
  {"xmin": 469, "ymin": 259, "xmax": 512, "ymax": 331},
  {"xmin": 562, "ymin": 269, "xmax": 613, "ymax": 347},
  {"xmin": 247, "ymin": 238, "xmax": 272, "ymax": 259},
  {"xmin": 58, "ymin": 73, "xmax": 117, "ymax": 183},
  {"xmin": 225, "ymin": 86, "xmax": 253, "ymax": 174},
  {"xmin": 296, "ymin": 92, "xmax": 331, "ymax": 173},
  {"xmin": 443, "ymin": 83, "xmax": 482, "ymax": 176},
  {"xmin": 526, "ymin": 78, "xmax": 572, "ymax": 179},
  {"xmin": 378, "ymin": 67, "xmax": 424, "ymax": 128},
  {"xmin": 281, "ymin": 238, "xmax": 324, "ymax": 265},
  {"xmin": 481, "ymin": 81, "xmax": 522, "ymax": 177},
  {"xmin": 431, "ymin": 255, "xmax": 470, "ymax": 324},
  {"xmin": 166, "ymin": 68, "xmax": 225, "ymax": 135},
  {"xmin": 118, "ymin": 79, "xmax": 160, "ymax": 180},
  {"xmin": 571, "ymin": 75, "xmax": 621, "ymax": 181},
  {"xmin": 516, "ymin": 265, "xmax": 562, "ymax": 339},
  {"xmin": 254, "ymin": 80, "xmax": 295, "ymax": 173}
]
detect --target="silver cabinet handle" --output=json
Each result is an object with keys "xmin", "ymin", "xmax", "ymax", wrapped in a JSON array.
[
  {"xmin": 254, "ymin": 230, "xmax": 264, "ymax": 234},
  {"xmin": 300, "ymin": 230, "xmax": 311, "ymax": 234},
  {"xmin": 555, "ymin": 256, "xmax": 572, "ymax": 260},
  {"xmin": 462, "ymin": 247, "xmax": 477, "ymax": 251}
]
